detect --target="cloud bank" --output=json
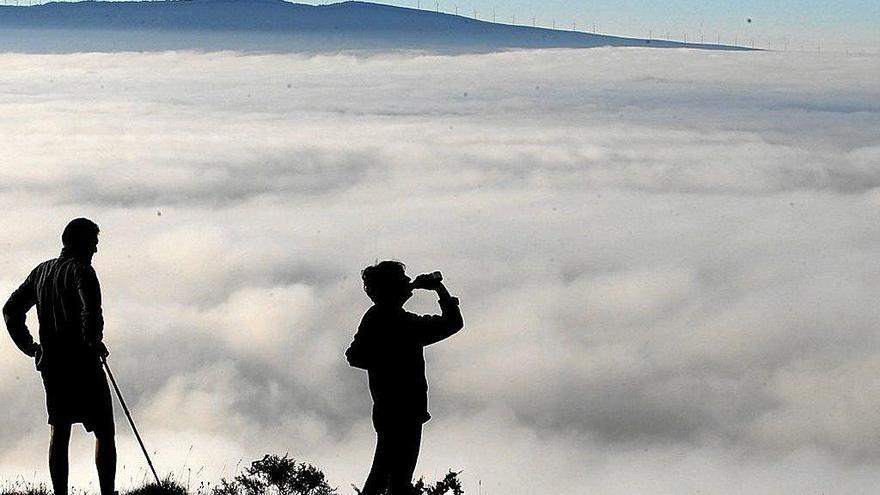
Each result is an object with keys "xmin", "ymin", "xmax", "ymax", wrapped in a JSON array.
[{"xmin": 0, "ymin": 47, "xmax": 878, "ymax": 494}]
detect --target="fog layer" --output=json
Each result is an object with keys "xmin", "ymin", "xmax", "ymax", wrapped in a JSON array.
[{"xmin": 0, "ymin": 48, "xmax": 878, "ymax": 494}]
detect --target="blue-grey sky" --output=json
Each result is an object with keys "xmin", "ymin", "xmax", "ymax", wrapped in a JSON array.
[{"xmin": 302, "ymin": 0, "xmax": 880, "ymax": 49}]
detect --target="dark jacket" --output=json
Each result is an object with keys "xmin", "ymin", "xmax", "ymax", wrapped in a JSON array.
[
  {"xmin": 4, "ymin": 250, "xmax": 104, "ymax": 373},
  {"xmin": 346, "ymin": 296, "xmax": 463, "ymax": 429}
]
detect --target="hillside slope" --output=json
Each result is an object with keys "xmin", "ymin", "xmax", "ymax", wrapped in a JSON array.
[{"xmin": 0, "ymin": 0, "xmax": 752, "ymax": 52}]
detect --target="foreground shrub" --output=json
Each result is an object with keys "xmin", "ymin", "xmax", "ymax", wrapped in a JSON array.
[
  {"xmin": 212, "ymin": 454, "xmax": 336, "ymax": 495},
  {"xmin": 411, "ymin": 471, "xmax": 463, "ymax": 495}
]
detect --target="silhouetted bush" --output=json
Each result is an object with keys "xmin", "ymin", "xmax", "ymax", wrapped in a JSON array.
[
  {"xmin": 412, "ymin": 471, "xmax": 463, "ymax": 495},
  {"xmin": 212, "ymin": 454, "xmax": 336, "ymax": 495}
]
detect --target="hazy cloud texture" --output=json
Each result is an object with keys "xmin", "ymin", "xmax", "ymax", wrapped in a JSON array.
[{"xmin": 0, "ymin": 48, "xmax": 879, "ymax": 494}]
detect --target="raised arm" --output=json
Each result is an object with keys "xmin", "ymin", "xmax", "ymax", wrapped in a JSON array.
[
  {"xmin": 3, "ymin": 271, "xmax": 40, "ymax": 357},
  {"xmin": 412, "ymin": 283, "xmax": 463, "ymax": 346}
]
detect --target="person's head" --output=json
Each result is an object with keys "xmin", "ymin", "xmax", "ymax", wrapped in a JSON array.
[
  {"xmin": 362, "ymin": 260, "xmax": 412, "ymax": 307},
  {"xmin": 61, "ymin": 218, "xmax": 100, "ymax": 257}
]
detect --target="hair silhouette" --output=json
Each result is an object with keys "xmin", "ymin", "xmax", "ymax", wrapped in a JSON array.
[
  {"xmin": 61, "ymin": 217, "xmax": 100, "ymax": 249},
  {"xmin": 362, "ymin": 260, "xmax": 407, "ymax": 303}
]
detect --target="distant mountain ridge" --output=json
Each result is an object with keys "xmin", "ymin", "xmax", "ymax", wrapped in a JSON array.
[{"xmin": 0, "ymin": 0, "xmax": 753, "ymax": 53}]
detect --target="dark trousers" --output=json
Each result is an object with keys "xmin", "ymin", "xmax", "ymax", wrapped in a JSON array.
[{"xmin": 361, "ymin": 423, "xmax": 423, "ymax": 495}]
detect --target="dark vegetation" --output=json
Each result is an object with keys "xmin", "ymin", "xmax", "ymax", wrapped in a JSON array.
[
  {"xmin": 0, "ymin": 481, "xmax": 51, "ymax": 495},
  {"xmin": 2, "ymin": 454, "xmax": 463, "ymax": 495}
]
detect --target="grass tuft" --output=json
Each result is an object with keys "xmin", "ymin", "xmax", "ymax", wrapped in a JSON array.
[
  {"xmin": 123, "ymin": 478, "xmax": 189, "ymax": 495},
  {"xmin": 0, "ymin": 482, "xmax": 52, "ymax": 495}
]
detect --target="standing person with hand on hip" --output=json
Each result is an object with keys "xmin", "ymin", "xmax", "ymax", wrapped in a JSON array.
[
  {"xmin": 3, "ymin": 218, "xmax": 116, "ymax": 495},
  {"xmin": 346, "ymin": 260, "xmax": 464, "ymax": 495}
]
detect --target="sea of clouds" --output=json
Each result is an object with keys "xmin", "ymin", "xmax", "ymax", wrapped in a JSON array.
[{"xmin": 0, "ymin": 47, "xmax": 878, "ymax": 494}]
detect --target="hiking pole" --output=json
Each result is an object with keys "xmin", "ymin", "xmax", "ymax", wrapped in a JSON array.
[{"xmin": 101, "ymin": 356, "xmax": 162, "ymax": 486}]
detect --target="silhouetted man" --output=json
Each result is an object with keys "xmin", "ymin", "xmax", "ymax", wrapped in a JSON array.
[
  {"xmin": 346, "ymin": 261, "xmax": 463, "ymax": 495},
  {"xmin": 3, "ymin": 218, "xmax": 115, "ymax": 495}
]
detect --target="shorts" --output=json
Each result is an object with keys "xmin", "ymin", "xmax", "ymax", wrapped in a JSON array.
[{"xmin": 41, "ymin": 364, "xmax": 115, "ymax": 434}]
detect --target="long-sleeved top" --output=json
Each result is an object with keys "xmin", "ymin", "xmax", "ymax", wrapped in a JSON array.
[
  {"xmin": 3, "ymin": 250, "xmax": 104, "ymax": 373},
  {"xmin": 346, "ymin": 295, "xmax": 463, "ymax": 429}
]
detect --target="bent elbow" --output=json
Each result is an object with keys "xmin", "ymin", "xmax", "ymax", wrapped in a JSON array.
[
  {"xmin": 453, "ymin": 317, "xmax": 464, "ymax": 331},
  {"xmin": 446, "ymin": 316, "xmax": 464, "ymax": 335},
  {"xmin": 2, "ymin": 299, "xmax": 17, "ymax": 323},
  {"xmin": 348, "ymin": 356, "xmax": 371, "ymax": 370},
  {"xmin": 345, "ymin": 347, "xmax": 369, "ymax": 369},
  {"xmin": 453, "ymin": 310, "xmax": 464, "ymax": 331}
]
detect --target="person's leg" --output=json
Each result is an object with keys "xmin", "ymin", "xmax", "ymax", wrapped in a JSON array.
[
  {"xmin": 389, "ymin": 424, "xmax": 422, "ymax": 495},
  {"xmin": 361, "ymin": 429, "xmax": 391, "ymax": 495},
  {"xmin": 94, "ymin": 426, "xmax": 116, "ymax": 495},
  {"xmin": 49, "ymin": 423, "xmax": 72, "ymax": 495}
]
